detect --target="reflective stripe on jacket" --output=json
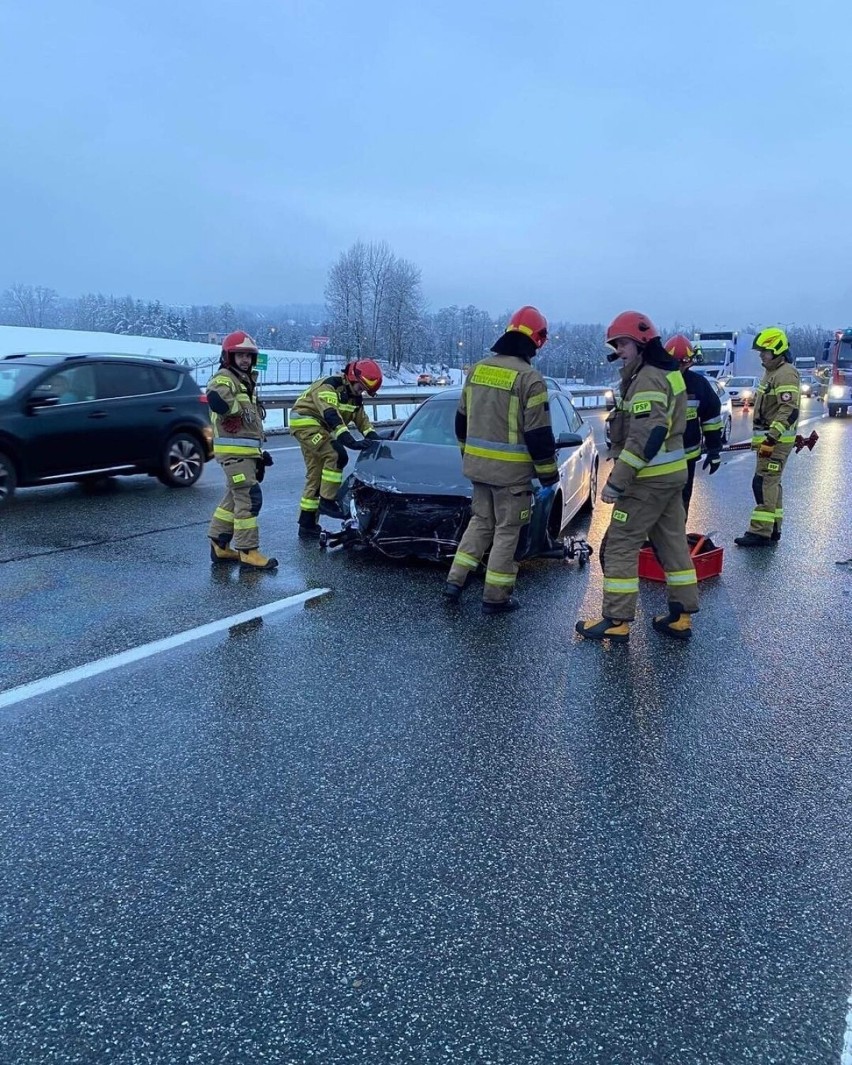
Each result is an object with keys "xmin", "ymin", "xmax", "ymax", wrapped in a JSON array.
[
  {"xmin": 610, "ymin": 357, "xmax": 688, "ymax": 488},
  {"xmin": 752, "ymin": 358, "xmax": 800, "ymax": 446},
  {"xmin": 290, "ymin": 376, "xmax": 374, "ymax": 438},
  {"xmin": 456, "ymin": 356, "xmax": 557, "ymax": 487},
  {"xmin": 206, "ymin": 368, "xmax": 264, "ymax": 459}
]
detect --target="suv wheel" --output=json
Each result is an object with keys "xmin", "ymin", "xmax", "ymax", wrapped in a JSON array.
[
  {"xmin": 0, "ymin": 452, "xmax": 17, "ymax": 506},
  {"xmin": 158, "ymin": 432, "xmax": 205, "ymax": 487}
]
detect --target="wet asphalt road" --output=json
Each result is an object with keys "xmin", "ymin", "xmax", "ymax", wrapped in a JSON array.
[{"xmin": 1, "ymin": 402, "xmax": 851, "ymax": 1065}]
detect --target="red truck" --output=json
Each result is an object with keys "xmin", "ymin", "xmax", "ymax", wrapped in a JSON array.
[{"xmin": 823, "ymin": 328, "xmax": 852, "ymax": 417}]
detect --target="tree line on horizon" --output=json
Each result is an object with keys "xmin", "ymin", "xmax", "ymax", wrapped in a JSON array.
[{"xmin": 0, "ymin": 250, "xmax": 833, "ymax": 383}]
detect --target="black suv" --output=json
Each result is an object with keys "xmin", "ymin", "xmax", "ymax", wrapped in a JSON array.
[{"xmin": 0, "ymin": 353, "xmax": 214, "ymax": 506}]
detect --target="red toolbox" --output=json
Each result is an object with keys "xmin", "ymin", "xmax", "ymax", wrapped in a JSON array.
[{"xmin": 638, "ymin": 533, "xmax": 724, "ymax": 582}]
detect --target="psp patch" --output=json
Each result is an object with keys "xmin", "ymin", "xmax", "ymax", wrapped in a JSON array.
[{"xmin": 780, "ymin": 391, "xmax": 793, "ymax": 402}]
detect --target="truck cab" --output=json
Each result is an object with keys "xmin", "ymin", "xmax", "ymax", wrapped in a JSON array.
[
  {"xmin": 692, "ymin": 330, "xmax": 759, "ymax": 382},
  {"xmin": 823, "ymin": 329, "xmax": 852, "ymax": 417}
]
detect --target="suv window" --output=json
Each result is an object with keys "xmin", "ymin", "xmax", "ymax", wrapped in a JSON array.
[
  {"xmin": 34, "ymin": 365, "xmax": 97, "ymax": 404},
  {"xmin": 94, "ymin": 362, "xmax": 178, "ymax": 400}
]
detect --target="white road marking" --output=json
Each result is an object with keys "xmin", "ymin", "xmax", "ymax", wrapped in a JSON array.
[
  {"xmin": 842, "ymin": 990, "xmax": 852, "ymax": 1065},
  {"xmin": 0, "ymin": 590, "xmax": 330, "ymax": 711}
]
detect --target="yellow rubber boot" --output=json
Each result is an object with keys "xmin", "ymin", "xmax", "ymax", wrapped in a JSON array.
[
  {"xmin": 652, "ymin": 610, "xmax": 692, "ymax": 640},
  {"xmin": 574, "ymin": 617, "xmax": 630, "ymax": 642},
  {"xmin": 239, "ymin": 549, "xmax": 278, "ymax": 571},
  {"xmin": 210, "ymin": 539, "xmax": 240, "ymax": 563}
]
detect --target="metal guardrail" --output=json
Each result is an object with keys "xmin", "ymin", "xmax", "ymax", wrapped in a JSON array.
[{"xmin": 259, "ymin": 385, "xmax": 609, "ymax": 433}]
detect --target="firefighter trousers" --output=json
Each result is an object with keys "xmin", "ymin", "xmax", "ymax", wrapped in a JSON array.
[
  {"xmin": 208, "ymin": 457, "xmax": 263, "ymax": 551},
  {"xmin": 600, "ymin": 479, "xmax": 698, "ymax": 621},
  {"xmin": 292, "ymin": 427, "xmax": 347, "ymax": 520},
  {"xmin": 447, "ymin": 482, "xmax": 532, "ymax": 604},
  {"xmin": 747, "ymin": 446, "xmax": 791, "ymax": 537}
]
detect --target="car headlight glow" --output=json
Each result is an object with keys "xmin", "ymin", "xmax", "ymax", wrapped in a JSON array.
[
  {"xmin": 605, "ymin": 389, "xmax": 613, "ymax": 400},
  {"xmin": 830, "ymin": 385, "xmax": 845, "ymax": 397}
]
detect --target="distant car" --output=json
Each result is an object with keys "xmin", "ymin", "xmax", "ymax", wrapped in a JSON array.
[
  {"xmin": 417, "ymin": 373, "xmax": 434, "ymax": 387},
  {"xmin": 336, "ymin": 385, "xmax": 599, "ymax": 561},
  {"xmin": 434, "ymin": 374, "xmax": 451, "ymax": 387},
  {"xmin": 0, "ymin": 353, "xmax": 214, "ymax": 507},
  {"xmin": 605, "ymin": 375, "xmax": 732, "ymax": 448},
  {"xmin": 799, "ymin": 374, "xmax": 822, "ymax": 399},
  {"xmin": 724, "ymin": 375, "xmax": 760, "ymax": 407},
  {"xmin": 604, "ymin": 387, "xmax": 616, "ymax": 411}
]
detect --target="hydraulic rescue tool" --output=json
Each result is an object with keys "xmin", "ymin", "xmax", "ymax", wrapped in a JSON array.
[{"xmin": 719, "ymin": 430, "xmax": 819, "ymax": 454}]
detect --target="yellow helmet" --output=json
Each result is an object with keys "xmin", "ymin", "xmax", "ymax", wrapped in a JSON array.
[{"xmin": 753, "ymin": 327, "xmax": 789, "ymax": 356}]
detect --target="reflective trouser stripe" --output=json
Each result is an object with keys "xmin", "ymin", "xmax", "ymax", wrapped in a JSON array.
[
  {"xmin": 300, "ymin": 497, "xmax": 320, "ymax": 511},
  {"xmin": 750, "ymin": 509, "xmax": 775, "ymax": 525},
  {"xmin": 603, "ymin": 577, "xmax": 640, "ymax": 594},
  {"xmin": 702, "ymin": 419, "xmax": 723, "ymax": 432},
  {"xmin": 454, "ymin": 551, "xmax": 480, "ymax": 570},
  {"xmin": 321, "ymin": 469, "xmax": 343, "ymax": 485},
  {"xmin": 234, "ymin": 516, "xmax": 258, "ymax": 531},
  {"xmin": 485, "ymin": 571, "xmax": 516, "ymax": 587},
  {"xmin": 666, "ymin": 569, "xmax": 698, "ymax": 587},
  {"xmin": 213, "ymin": 507, "xmax": 234, "ymax": 524}
]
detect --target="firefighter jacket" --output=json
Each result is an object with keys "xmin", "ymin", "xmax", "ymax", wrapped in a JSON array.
[
  {"xmin": 206, "ymin": 365, "xmax": 264, "ymax": 460},
  {"xmin": 682, "ymin": 368, "xmax": 723, "ymax": 461},
  {"xmin": 752, "ymin": 356, "xmax": 800, "ymax": 447},
  {"xmin": 454, "ymin": 355, "xmax": 558, "ymax": 488},
  {"xmin": 608, "ymin": 350, "xmax": 688, "ymax": 491},
  {"xmin": 289, "ymin": 376, "xmax": 376, "ymax": 440}
]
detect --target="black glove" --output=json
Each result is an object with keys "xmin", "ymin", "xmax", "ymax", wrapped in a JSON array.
[
  {"xmin": 702, "ymin": 451, "xmax": 721, "ymax": 474},
  {"xmin": 338, "ymin": 431, "xmax": 370, "ymax": 451},
  {"xmin": 364, "ymin": 431, "xmax": 380, "ymax": 441},
  {"xmin": 332, "ymin": 441, "xmax": 349, "ymax": 469},
  {"xmin": 538, "ymin": 471, "xmax": 560, "ymax": 488},
  {"xmin": 255, "ymin": 450, "xmax": 273, "ymax": 482}
]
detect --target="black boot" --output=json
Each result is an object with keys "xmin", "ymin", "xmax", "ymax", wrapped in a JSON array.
[
  {"xmin": 734, "ymin": 532, "xmax": 774, "ymax": 547},
  {"xmin": 482, "ymin": 596, "xmax": 521, "ymax": 615},
  {"xmin": 443, "ymin": 582, "xmax": 464, "ymax": 603},
  {"xmin": 298, "ymin": 511, "xmax": 321, "ymax": 540},
  {"xmin": 319, "ymin": 498, "xmax": 347, "ymax": 520},
  {"xmin": 771, "ymin": 525, "xmax": 781, "ymax": 542}
]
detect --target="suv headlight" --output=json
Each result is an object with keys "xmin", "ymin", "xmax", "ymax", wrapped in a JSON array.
[{"xmin": 830, "ymin": 385, "xmax": 845, "ymax": 398}]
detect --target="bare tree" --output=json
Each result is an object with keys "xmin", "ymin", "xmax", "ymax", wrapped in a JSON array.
[
  {"xmin": 3, "ymin": 283, "xmax": 37, "ymax": 326},
  {"xmin": 383, "ymin": 258, "xmax": 424, "ymax": 370}
]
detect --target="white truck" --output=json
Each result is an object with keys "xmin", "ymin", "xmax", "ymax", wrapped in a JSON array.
[{"xmin": 691, "ymin": 329, "xmax": 759, "ymax": 381}]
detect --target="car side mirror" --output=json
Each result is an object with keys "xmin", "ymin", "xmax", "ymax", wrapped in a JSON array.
[
  {"xmin": 374, "ymin": 427, "xmax": 396, "ymax": 440},
  {"xmin": 27, "ymin": 393, "xmax": 60, "ymax": 411},
  {"xmin": 554, "ymin": 431, "xmax": 583, "ymax": 449}
]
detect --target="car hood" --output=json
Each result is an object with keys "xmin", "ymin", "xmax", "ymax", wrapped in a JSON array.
[{"xmin": 350, "ymin": 441, "xmax": 470, "ymax": 497}]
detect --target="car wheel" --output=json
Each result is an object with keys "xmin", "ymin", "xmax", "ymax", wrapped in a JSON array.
[
  {"xmin": 722, "ymin": 414, "xmax": 732, "ymax": 444},
  {"xmin": 581, "ymin": 458, "xmax": 599, "ymax": 513},
  {"xmin": 158, "ymin": 432, "xmax": 205, "ymax": 487},
  {"xmin": 0, "ymin": 452, "xmax": 17, "ymax": 507}
]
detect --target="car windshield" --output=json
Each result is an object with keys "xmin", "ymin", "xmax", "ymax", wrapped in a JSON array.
[
  {"xmin": 0, "ymin": 363, "xmax": 46, "ymax": 399},
  {"xmin": 727, "ymin": 377, "xmax": 755, "ymax": 387},
  {"xmin": 396, "ymin": 398, "xmax": 458, "ymax": 445}
]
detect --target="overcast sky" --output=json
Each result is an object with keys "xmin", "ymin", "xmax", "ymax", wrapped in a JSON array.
[{"xmin": 2, "ymin": 0, "xmax": 851, "ymax": 325}]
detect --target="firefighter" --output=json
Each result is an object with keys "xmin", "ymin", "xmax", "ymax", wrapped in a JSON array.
[
  {"xmin": 444, "ymin": 305, "xmax": 559, "ymax": 615},
  {"xmin": 576, "ymin": 311, "xmax": 698, "ymax": 642},
  {"xmin": 206, "ymin": 331, "xmax": 278, "ymax": 570},
  {"xmin": 663, "ymin": 334, "xmax": 723, "ymax": 519},
  {"xmin": 289, "ymin": 359, "xmax": 383, "ymax": 537},
  {"xmin": 734, "ymin": 327, "xmax": 800, "ymax": 547}
]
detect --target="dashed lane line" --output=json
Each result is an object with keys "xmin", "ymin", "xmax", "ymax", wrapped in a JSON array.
[{"xmin": 0, "ymin": 590, "xmax": 330, "ymax": 711}]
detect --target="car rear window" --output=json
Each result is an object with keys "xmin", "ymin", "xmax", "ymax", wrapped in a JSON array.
[
  {"xmin": 95, "ymin": 363, "xmax": 180, "ymax": 399},
  {"xmin": 0, "ymin": 363, "xmax": 45, "ymax": 398}
]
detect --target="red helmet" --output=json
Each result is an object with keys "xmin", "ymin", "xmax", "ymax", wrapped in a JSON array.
[
  {"xmin": 505, "ymin": 306, "xmax": 548, "ymax": 349},
  {"xmin": 605, "ymin": 311, "xmax": 660, "ymax": 349},
  {"xmin": 345, "ymin": 358, "xmax": 383, "ymax": 396},
  {"xmin": 220, "ymin": 330, "xmax": 259, "ymax": 368},
  {"xmin": 663, "ymin": 334, "xmax": 695, "ymax": 362}
]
